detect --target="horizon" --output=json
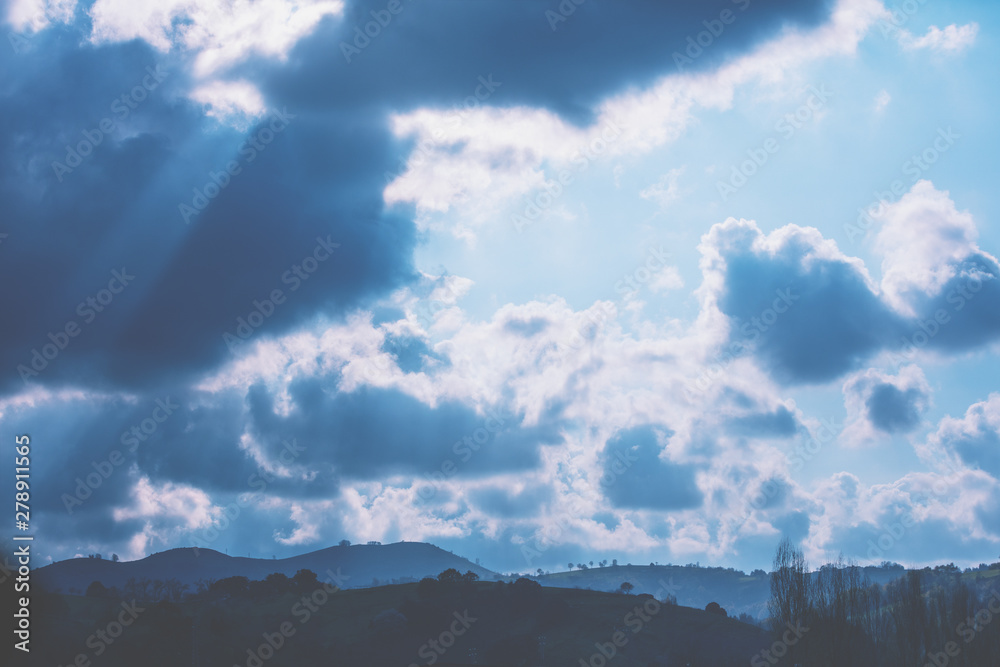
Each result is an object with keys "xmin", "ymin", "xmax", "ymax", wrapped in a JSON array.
[
  {"xmin": 49, "ymin": 539, "xmax": 994, "ymax": 578},
  {"xmin": 3, "ymin": 0, "xmax": 1000, "ymax": 587}
]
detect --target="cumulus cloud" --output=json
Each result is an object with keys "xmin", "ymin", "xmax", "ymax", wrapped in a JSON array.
[
  {"xmin": 874, "ymin": 180, "xmax": 981, "ymax": 315},
  {"xmin": 699, "ymin": 217, "xmax": 904, "ymax": 384},
  {"xmin": 842, "ymin": 365, "xmax": 931, "ymax": 445},
  {"xmin": 926, "ymin": 394, "xmax": 1000, "ymax": 479},
  {"xmin": 381, "ymin": 0, "xmax": 878, "ymax": 238},
  {"xmin": 600, "ymin": 426, "xmax": 703, "ymax": 511}
]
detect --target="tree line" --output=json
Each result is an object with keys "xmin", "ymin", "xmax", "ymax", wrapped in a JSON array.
[{"xmin": 767, "ymin": 538, "xmax": 1000, "ymax": 666}]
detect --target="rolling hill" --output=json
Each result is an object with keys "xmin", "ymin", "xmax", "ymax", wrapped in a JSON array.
[
  {"xmin": 34, "ymin": 541, "xmax": 495, "ymax": 594},
  {"xmin": 533, "ymin": 562, "xmax": 913, "ymax": 619}
]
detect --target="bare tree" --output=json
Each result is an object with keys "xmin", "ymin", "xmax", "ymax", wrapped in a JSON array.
[{"xmin": 768, "ymin": 538, "xmax": 810, "ymax": 632}]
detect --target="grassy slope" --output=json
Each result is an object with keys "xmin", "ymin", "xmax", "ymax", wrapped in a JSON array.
[{"xmin": 43, "ymin": 582, "xmax": 769, "ymax": 667}]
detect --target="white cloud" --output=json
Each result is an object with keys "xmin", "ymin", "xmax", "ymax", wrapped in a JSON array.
[
  {"xmin": 190, "ymin": 79, "xmax": 267, "ymax": 127},
  {"xmin": 5, "ymin": 0, "xmax": 76, "ymax": 32},
  {"xmin": 640, "ymin": 167, "xmax": 685, "ymax": 209},
  {"xmin": 383, "ymin": 0, "xmax": 889, "ymax": 240},
  {"xmin": 113, "ymin": 476, "xmax": 219, "ymax": 530},
  {"xmin": 649, "ymin": 266, "xmax": 685, "ymax": 293},
  {"xmin": 874, "ymin": 88, "xmax": 891, "ymax": 112},
  {"xmin": 900, "ymin": 23, "xmax": 979, "ymax": 53},
  {"xmin": 923, "ymin": 393, "xmax": 1000, "ymax": 479},
  {"xmin": 873, "ymin": 180, "xmax": 984, "ymax": 315},
  {"xmin": 87, "ymin": 0, "xmax": 343, "ymax": 75},
  {"xmin": 8, "ymin": 0, "xmax": 342, "ymax": 126},
  {"xmin": 841, "ymin": 364, "xmax": 931, "ymax": 446}
]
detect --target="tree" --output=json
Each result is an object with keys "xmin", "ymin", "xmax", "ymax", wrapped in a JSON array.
[
  {"xmin": 292, "ymin": 569, "xmax": 319, "ymax": 591},
  {"xmin": 619, "ymin": 582, "xmax": 634, "ymax": 594},
  {"xmin": 86, "ymin": 581, "xmax": 110, "ymax": 598},
  {"xmin": 461, "ymin": 570, "xmax": 479, "ymax": 584},
  {"xmin": 612, "ymin": 559, "xmax": 618, "ymax": 566},
  {"xmin": 768, "ymin": 538, "xmax": 810, "ymax": 632},
  {"xmin": 210, "ymin": 576, "xmax": 250, "ymax": 599},
  {"xmin": 568, "ymin": 563, "xmax": 574, "ymax": 571},
  {"xmin": 417, "ymin": 577, "xmax": 439, "ymax": 598},
  {"xmin": 437, "ymin": 568, "xmax": 463, "ymax": 584},
  {"xmin": 112, "ymin": 553, "xmax": 119, "ymax": 562},
  {"xmin": 339, "ymin": 539, "xmax": 351, "ymax": 546},
  {"xmin": 705, "ymin": 601, "xmax": 728, "ymax": 617}
]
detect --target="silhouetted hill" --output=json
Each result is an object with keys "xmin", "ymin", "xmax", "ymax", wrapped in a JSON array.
[
  {"xmin": 534, "ymin": 562, "xmax": 912, "ymax": 619},
  {"xmin": 18, "ymin": 579, "xmax": 772, "ymax": 666},
  {"xmin": 35, "ymin": 541, "xmax": 495, "ymax": 594}
]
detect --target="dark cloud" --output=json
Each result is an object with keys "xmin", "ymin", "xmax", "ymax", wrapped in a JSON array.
[
  {"xmin": 0, "ymin": 29, "xmax": 415, "ymax": 394},
  {"xmin": 719, "ymin": 239, "xmax": 907, "ymax": 384},
  {"xmin": 905, "ymin": 254, "xmax": 1000, "ymax": 352},
  {"xmin": 601, "ymin": 425, "xmax": 702, "ymax": 510},
  {"xmin": 714, "ymin": 226, "xmax": 1000, "ymax": 386},
  {"xmin": 247, "ymin": 380, "xmax": 563, "ymax": 479},
  {"xmin": 866, "ymin": 383, "xmax": 925, "ymax": 433},
  {"xmin": 267, "ymin": 0, "xmax": 829, "ymax": 125},
  {"xmin": 772, "ymin": 510, "xmax": 810, "ymax": 544},
  {"xmin": 469, "ymin": 484, "xmax": 553, "ymax": 519}
]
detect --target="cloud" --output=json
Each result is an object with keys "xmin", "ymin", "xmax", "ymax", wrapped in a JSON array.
[
  {"xmin": 700, "ymin": 217, "xmax": 905, "ymax": 384},
  {"xmin": 725, "ymin": 405, "xmax": 799, "ymax": 438},
  {"xmin": 842, "ymin": 365, "xmax": 931, "ymax": 445},
  {"xmin": 246, "ymin": 380, "xmax": 563, "ymax": 480},
  {"xmin": 189, "ymin": 79, "xmax": 267, "ymax": 127},
  {"xmin": 873, "ymin": 181, "xmax": 1000, "ymax": 353},
  {"xmin": 927, "ymin": 394, "xmax": 1000, "ymax": 479},
  {"xmin": 807, "ymin": 468, "xmax": 1000, "ymax": 567},
  {"xmin": 0, "ymin": 33, "xmax": 417, "ymax": 392},
  {"xmin": 600, "ymin": 426, "xmax": 703, "ymax": 511},
  {"xmin": 900, "ymin": 23, "xmax": 979, "ymax": 53},
  {"xmin": 874, "ymin": 180, "xmax": 981, "ymax": 315},
  {"xmin": 640, "ymin": 167, "xmax": 685, "ymax": 209},
  {"xmin": 700, "ymin": 182, "xmax": 1000, "ymax": 385},
  {"xmin": 874, "ymin": 88, "xmax": 890, "ymax": 112},
  {"xmin": 5, "ymin": 0, "xmax": 75, "ymax": 32},
  {"xmin": 87, "ymin": 0, "xmax": 344, "ymax": 76},
  {"xmin": 379, "ymin": 0, "xmax": 870, "ymax": 238}
]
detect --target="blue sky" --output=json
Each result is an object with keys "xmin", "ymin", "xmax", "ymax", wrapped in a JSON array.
[{"xmin": 2, "ymin": 0, "xmax": 999, "ymax": 574}]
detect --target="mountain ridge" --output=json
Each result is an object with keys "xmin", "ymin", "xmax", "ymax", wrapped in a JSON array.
[{"xmin": 35, "ymin": 541, "xmax": 495, "ymax": 594}]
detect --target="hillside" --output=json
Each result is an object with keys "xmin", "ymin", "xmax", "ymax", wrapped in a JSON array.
[
  {"xmin": 12, "ymin": 580, "xmax": 771, "ymax": 667},
  {"xmin": 534, "ymin": 563, "xmax": 912, "ymax": 619},
  {"xmin": 34, "ymin": 541, "xmax": 495, "ymax": 594}
]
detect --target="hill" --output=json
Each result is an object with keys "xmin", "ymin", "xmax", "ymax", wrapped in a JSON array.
[
  {"xmin": 534, "ymin": 562, "xmax": 912, "ymax": 619},
  {"xmin": 34, "ymin": 541, "xmax": 495, "ymax": 594},
  {"xmin": 13, "ymin": 580, "xmax": 771, "ymax": 667}
]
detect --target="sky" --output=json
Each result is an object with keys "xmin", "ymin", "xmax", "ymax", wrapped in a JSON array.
[{"xmin": 1, "ymin": 0, "xmax": 999, "ymax": 575}]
